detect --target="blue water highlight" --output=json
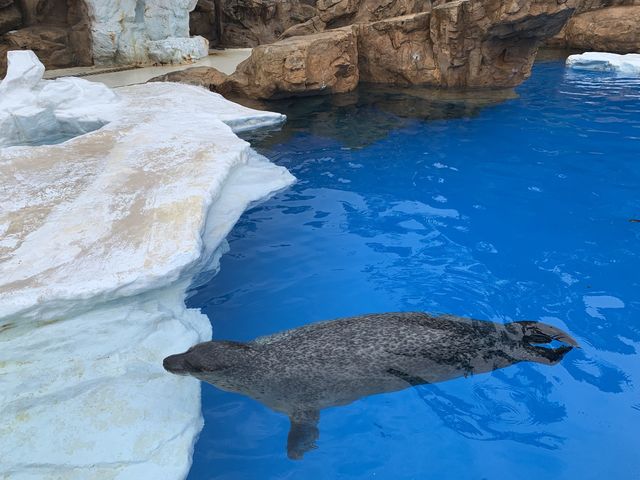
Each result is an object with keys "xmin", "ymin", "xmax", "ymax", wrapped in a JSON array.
[{"xmin": 187, "ymin": 60, "xmax": 640, "ymax": 479}]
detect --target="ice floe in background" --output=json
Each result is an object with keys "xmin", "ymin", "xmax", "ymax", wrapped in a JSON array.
[
  {"xmin": 0, "ymin": 51, "xmax": 294, "ymax": 479},
  {"xmin": 566, "ymin": 52, "xmax": 640, "ymax": 75}
]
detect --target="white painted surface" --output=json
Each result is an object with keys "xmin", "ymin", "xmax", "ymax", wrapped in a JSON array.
[
  {"xmin": 566, "ymin": 52, "xmax": 640, "ymax": 75},
  {"xmin": 85, "ymin": 0, "xmax": 208, "ymax": 65}
]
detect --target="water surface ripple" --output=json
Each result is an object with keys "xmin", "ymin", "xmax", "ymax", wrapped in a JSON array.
[{"xmin": 187, "ymin": 61, "xmax": 640, "ymax": 480}]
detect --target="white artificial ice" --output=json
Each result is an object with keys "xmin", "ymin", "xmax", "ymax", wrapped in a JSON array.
[
  {"xmin": 86, "ymin": 0, "xmax": 209, "ymax": 65},
  {"xmin": 566, "ymin": 52, "xmax": 640, "ymax": 75},
  {"xmin": 0, "ymin": 50, "xmax": 119, "ymax": 148},
  {"xmin": 0, "ymin": 51, "xmax": 295, "ymax": 479}
]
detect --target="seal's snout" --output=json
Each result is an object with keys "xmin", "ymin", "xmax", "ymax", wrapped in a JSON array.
[
  {"xmin": 508, "ymin": 321, "xmax": 578, "ymax": 348},
  {"xmin": 506, "ymin": 321, "xmax": 579, "ymax": 365},
  {"xmin": 526, "ymin": 322, "xmax": 579, "ymax": 348},
  {"xmin": 163, "ymin": 353, "xmax": 190, "ymax": 375}
]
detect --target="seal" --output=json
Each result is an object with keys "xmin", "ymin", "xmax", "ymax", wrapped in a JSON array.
[{"xmin": 163, "ymin": 312, "xmax": 577, "ymax": 459}]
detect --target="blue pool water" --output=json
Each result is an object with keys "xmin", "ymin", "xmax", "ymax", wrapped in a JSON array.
[{"xmin": 187, "ymin": 60, "xmax": 640, "ymax": 479}]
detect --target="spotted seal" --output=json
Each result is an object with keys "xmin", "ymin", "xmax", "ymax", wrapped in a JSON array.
[{"xmin": 164, "ymin": 312, "xmax": 577, "ymax": 459}]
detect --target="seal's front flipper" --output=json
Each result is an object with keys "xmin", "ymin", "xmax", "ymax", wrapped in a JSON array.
[{"xmin": 287, "ymin": 410, "xmax": 320, "ymax": 460}]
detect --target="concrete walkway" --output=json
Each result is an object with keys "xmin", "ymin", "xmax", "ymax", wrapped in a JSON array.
[{"xmin": 43, "ymin": 49, "xmax": 251, "ymax": 88}]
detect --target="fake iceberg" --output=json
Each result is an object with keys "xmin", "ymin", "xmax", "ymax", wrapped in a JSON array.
[
  {"xmin": 566, "ymin": 52, "xmax": 640, "ymax": 75},
  {"xmin": 0, "ymin": 51, "xmax": 294, "ymax": 479}
]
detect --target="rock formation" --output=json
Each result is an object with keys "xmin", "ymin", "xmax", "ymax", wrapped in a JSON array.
[
  {"xmin": 546, "ymin": 0, "xmax": 640, "ymax": 53},
  {"xmin": 551, "ymin": 4, "xmax": 640, "ymax": 53},
  {"xmin": 356, "ymin": 13, "xmax": 439, "ymax": 85},
  {"xmin": 160, "ymin": 0, "xmax": 573, "ymax": 96},
  {"xmin": 190, "ymin": 0, "xmax": 220, "ymax": 43},
  {"xmin": 188, "ymin": 0, "xmax": 317, "ymax": 47},
  {"xmin": 428, "ymin": 0, "xmax": 573, "ymax": 88},
  {"xmin": 151, "ymin": 28, "xmax": 360, "ymax": 99},
  {"xmin": 227, "ymin": 28, "xmax": 359, "ymax": 98},
  {"xmin": 150, "ymin": 65, "xmax": 231, "ymax": 91},
  {"xmin": 0, "ymin": 0, "xmax": 92, "ymax": 75},
  {"xmin": 281, "ymin": 0, "xmax": 430, "ymax": 38},
  {"xmin": 85, "ymin": 0, "xmax": 209, "ymax": 65},
  {"xmin": 1, "ymin": 1, "xmax": 209, "ymax": 77},
  {"xmin": 0, "ymin": 0, "xmax": 21, "ymax": 34}
]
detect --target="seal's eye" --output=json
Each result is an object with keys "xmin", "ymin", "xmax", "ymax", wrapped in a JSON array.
[{"xmin": 525, "ymin": 330, "xmax": 553, "ymax": 345}]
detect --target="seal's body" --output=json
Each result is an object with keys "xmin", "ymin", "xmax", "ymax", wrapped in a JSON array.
[{"xmin": 164, "ymin": 312, "xmax": 576, "ymax": 458}]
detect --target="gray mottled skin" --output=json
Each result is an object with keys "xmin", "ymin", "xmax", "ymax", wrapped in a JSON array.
[{"xmin": 163, "ymin": 312, "xmax": 577, "ymax": 459}]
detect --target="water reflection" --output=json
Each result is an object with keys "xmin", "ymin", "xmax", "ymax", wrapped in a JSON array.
[
  {"xmin": 165, "ymin": 312, "xmax": 576, "ymax": 459},
  {"xmin": 236, "ymin": 84, "xmax": 517, "ymax": 149},
  {"xmin": 415, "ymin": 363, "xmax": 568, "ymax": 449}
]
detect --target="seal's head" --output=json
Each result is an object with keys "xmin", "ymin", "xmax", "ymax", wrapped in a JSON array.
[
  {"xmin": 163, "ymin": 340, "xmax": 254, "ymax": 376},
  {"xmin": 505, "ymin": 320, "xmax": 579, "ymax": 364}
]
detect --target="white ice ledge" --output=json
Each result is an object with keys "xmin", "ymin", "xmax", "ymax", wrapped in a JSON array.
[
  {"xmin": 0, "ymin": 52, "xmax": 294, "ymax": 479},
  {"xmin": 566, "ymin": 52, "xmax": 640, "ymax": 75}
]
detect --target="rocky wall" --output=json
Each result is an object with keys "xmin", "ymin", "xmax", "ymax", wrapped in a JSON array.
[
  {"xmin": 1, "ymin": 0, "xmax": 210, "ymax": 77},
  {"xmin": 547, "ymin": 0, "xmax": 640, "ymax": 52}
]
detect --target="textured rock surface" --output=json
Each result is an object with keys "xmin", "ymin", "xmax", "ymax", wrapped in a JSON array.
[
  {"xmin": 222, "ymin": 0, "xmax": 573, "ymax": 90},
  {"xmin": 282, "ymin": 0, "xmax": 429, "ymax": 38},
  {"xmin": 0, "ymin": 50, "xmax": 293, "ymax": 479},
  {"xmin": 545, "ymin": 0, "xmax": 640, "ymax": 51},
  {"xmin": 149, "ymin": 65, "xmax": 231, "ymax": 92},
  {"xmin": 563, "ymin": 6, "xmax": 640, "ymax": 53},
  {"xmin": 190, "ymin": 0, "xmax": 220, "ymax": 43},
  {"xmin": 227, "ymin": 28, "xmax": 360, "ymax": 99},
  {"xmin": 217, "ymin": 0, "xmax": 317, "ymax": 47},
  {"xmin": 0, "ymin": 0, "xmax": 21, "ymax": 34},
  {"xmin": 357, "ymin": 13, "xmax": 439, "ymax": 85},
  {"xmin": 429, "ymin": 0, "xmax": 573, "ymax": 88},
  {"xmin": 157, "ymin": 0, "xmax": 573, "ymax": 96},
  {"xmin": 1, "ymin": 0, "xmax": 211, "ymax": 75},
  {"xmin": 86, "ymin": 0, "xmax": 209, "ymax": 65},
  {"xmin": 188, "ymin": 0, "xmax": 318, "ymax": 48},
  {"xmin": 0, "ymin": 0, "xmax": 92, "ymax": 76}
]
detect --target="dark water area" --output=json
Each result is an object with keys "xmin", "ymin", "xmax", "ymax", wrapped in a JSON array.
[{"xmin": 186, "ymin": 61, "xmax": 640, "ymax": 479}]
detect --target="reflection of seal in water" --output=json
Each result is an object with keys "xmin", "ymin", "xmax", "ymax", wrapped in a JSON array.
[{"xmin": 163, "ymin": 312, "xmax": 577, "ymax": 459}]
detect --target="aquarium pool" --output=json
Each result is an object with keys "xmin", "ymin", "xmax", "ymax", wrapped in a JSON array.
[{"xmin": 186, "ymin": 60, "xmax": 640, "ymax": 480}]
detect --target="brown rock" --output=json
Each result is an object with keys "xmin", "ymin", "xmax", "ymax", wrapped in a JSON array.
[
  {"xmin": 357, "ymin": 13, "xmax": 440, "ymax": 85},
  {"xmin": 148, "ymin": 66, "xmax": 231, "ymax": 94},
  {"xmin": 281, "ymin": 0, "xmax": 429, "ymax": 38},
  {"xmin": 227, "ymin": 28, "xmax": 360, "ymax": 99},
  {"xmin": 281, "ymin": 16, "xmax": 328, "ymax": 39},
  {"xmin": 0, "ymin": 2, "xmax": 21, "ymax": 35},
  {"xmin": 190, "ymin": 0, "xmax": 220, "ymax": 43},
  {"xmin": 218, "ymin": 0, "xmax": 317, "ymax": 47},
  {"xmin": 563, "ymin": 6, "xmax": 640, "ymax": 53},
  {"xmin": 355, "ymin": 0, "xmax": 571, "ymax": 88},
  {"xmin": 0, "ymin": 0, "xmax": 92, "ymax": 76},
  {"xmin": 316, "ymin": 0, "xmax": 428, "ymax": 27},
  {"xmin": 544, "ymin": 0, "xmax": 639, "ymax": 48},
  {"xmin": 430, "ymin": 0, "xmax": 573, "ymax": 88},
  {"xmin": 3, "ymin": 25, "xmax": 74, "ymax": 68}
]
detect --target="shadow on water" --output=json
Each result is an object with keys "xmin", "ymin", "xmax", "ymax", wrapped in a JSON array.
[
  {"xmin": 165, "ymin": 312, "xmax": 576, "ymax": 459},
  {"xmin": 236, "ymin": 84, "xmax": 517, "ymax": 150}
]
